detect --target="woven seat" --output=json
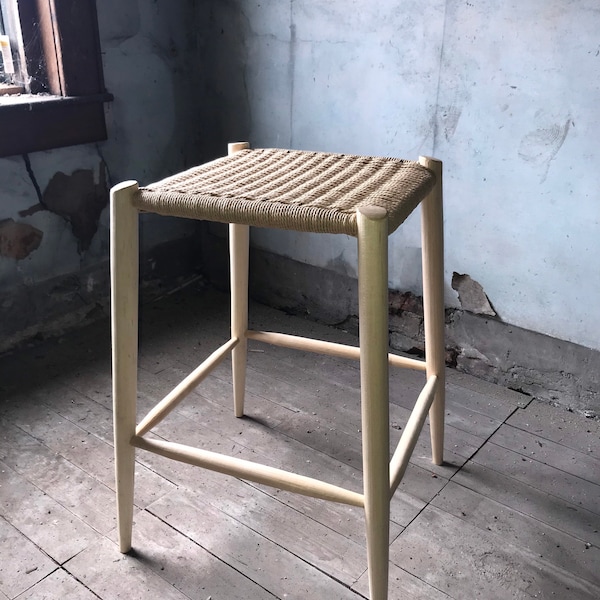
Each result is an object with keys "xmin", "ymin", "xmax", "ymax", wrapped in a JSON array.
[
  {"xmin": 110, "ymin": 142, "xmax": 445, "ymax": 600},
  {"xmin": 135, "ymin": 148, "xmax": 436, "ymax": 236}
]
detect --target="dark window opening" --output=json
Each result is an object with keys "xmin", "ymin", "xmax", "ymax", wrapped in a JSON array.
[{"xmin": 0, "ymin": 0, "xmax": 112, "ymax": 158}]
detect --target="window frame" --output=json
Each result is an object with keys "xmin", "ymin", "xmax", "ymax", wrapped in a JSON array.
[{"xmin": 0, "ymin": 0, "xmax": 111, "ymax": 158}]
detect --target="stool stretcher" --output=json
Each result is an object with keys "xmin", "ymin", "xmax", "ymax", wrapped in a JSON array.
[
  {"xmin": 132, "ymin": 435, "xmax": 365, "ymax": 507},
  {"xmin": 246, "ymin": 329, "xmax": 427, "ymax": 371},
  {"xmin": 136, "ymin": 337, "xmax": 239, "ymax": 436},
  {"xmin": 389, "ymin": 375, "xmax": 438, "ymax": 496}
]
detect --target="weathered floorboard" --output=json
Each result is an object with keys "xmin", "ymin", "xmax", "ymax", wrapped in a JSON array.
[
  {"xmin": 0, "ymin": 517, "xmax": 57, "ymax": 598},
  {"xmin": 390, "ymin": 504, "xmax": 600, "ymax": 600},
  {"xmin": 0, "ymin": 285, "xmax": 598, "ymax": 599}
]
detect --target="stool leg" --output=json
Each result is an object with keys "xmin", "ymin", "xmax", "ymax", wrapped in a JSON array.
[
  {"xmin": 419, "ymin": 157, "xmax": 445, "ymax": 466},
  {"xmin": 230, "ymin": 222, "xmax": 249, "ymax": 417},
  {"xmin": 110, "ymin": 180, "xmax": 140, "ymax": 552},
  {"xmin": 357, "ymin": 206, "xmax": 390, "ymax": 600},
  {"xmin": 228, "ymin": 142, "xmax": 251, "ymax": 418}
]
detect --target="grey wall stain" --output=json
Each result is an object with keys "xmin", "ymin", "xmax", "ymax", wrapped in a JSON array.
[
  {"xmin": 518, "ymin": 118, "xmax": 572, "ymax": 182},
  {"xmin": 325, "ymin": 251, "xmax": 357, "ymax": 279},
  {"xmin": 438, "ymin": 105, "xmax": 462, "ymax": 141}
]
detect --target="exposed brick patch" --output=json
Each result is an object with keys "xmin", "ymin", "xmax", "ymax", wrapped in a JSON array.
[
  {"xmin": 389, "ymin": 290, "xmax": 457, "ymax": 366},
  {"xmin": 0, "ymin": 219, "xmax": 43, "ymax": 260},
  {"xmin": 389, "ymin": 290, "xmax": 423, "ymax": 316}
]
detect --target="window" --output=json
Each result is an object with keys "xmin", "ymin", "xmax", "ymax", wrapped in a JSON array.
[
  {"xmin": 0, "ymin": 0, "xmax": 26, "ymax": 93},
  {"xmin": 0, "ymin": 0, "xmax": 111, "ymax": 158}
]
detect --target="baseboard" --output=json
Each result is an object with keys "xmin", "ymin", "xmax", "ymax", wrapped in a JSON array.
[{"xmin": 201, "ymin": 230, "xmax": 599, "ymax": 417}]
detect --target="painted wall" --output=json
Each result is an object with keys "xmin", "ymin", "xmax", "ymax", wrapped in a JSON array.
[
  {"xmin": 0, "ymin": 0, "xmax": 205, "ymax": 349},
  {"xmin": 1, "ymin": 0, "xmax": 598, "ymax": 360},
  {"xmin": 201, "ymin": 0, "xmax": 600, "ymax": 352}
]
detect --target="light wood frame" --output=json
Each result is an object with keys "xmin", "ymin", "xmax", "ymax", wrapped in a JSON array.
[{"xmin": 110, "ymin": 143, "xmax": 444, "ymax": 599}]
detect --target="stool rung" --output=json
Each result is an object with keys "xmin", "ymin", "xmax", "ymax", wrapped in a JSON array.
[
  {"xmin": 246, "ymin": 330, "xmax": 427, "ymax": 371},
  {"xmin": 137, "ymin": 337, "xmax": 239, "ymax": 436},
  {"xmin": 132, "ymin": 435, "xmax": 365, "ymax": 507},
  {"xmin": 389, "ymin": 375, "xmax": 439, "ymax": 497}
]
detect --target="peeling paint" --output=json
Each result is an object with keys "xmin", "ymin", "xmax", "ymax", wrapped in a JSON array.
[
  {"xmin": 0, "ymin": 219, "xmax": 43, "ymax": 260},
  {"xmin": 18, "ymin": 160, "xmax": 109, "ymax": 252},
  {"xmin": 41, "ymin": 163, "xmax": 108, "ymax": 253},
  {"xmin": 451, "ymin": 272, "xmax": 497, "ymax": 317}
]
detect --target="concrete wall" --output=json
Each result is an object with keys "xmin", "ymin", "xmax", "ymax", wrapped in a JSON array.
[
  {"xmin": 201, "ymin": 0, "xmax": 600, "ymax": 353},
  {"xmin": 0, "ymin": 0, "xmax": 206, "ymax": 351},
  {"xmin": 199, "ymin": 0, "xmax": 600, "ymax": 413}
]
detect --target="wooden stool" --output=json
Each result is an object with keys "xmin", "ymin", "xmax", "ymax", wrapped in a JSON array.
[{"xmin": 110, "ymin": 142, "xmax": 444, "ymax": 599}]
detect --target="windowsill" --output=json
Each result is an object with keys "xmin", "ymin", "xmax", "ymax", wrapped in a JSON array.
[
  {"xmin": 0, "ymin": 92, "xmax": 62, "ymax": 105},
  {"xmin": 0, "ymin": 92, "xmax": 113, "ymax": 158},
  {"xmin": 0, "ymin": 83, "xmax": 25, "ymax": 96},
  {"xmin": 0, "ymin": 92, "xmax": 112, "ymax": 107}
]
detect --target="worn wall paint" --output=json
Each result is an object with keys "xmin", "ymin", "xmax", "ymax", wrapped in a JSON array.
[
  {"xmin": 0, "ymin": 0, "xmax": 205, "ymax": 344},
  {"xmin": 0, "ymin": 220, "xmax": 43, "ymax": 260},
  {"xmin": 202, "ymin": 0, "xmax": 600, "ymax": 351},
  {"xmin": 2, "ymin": 0, "xmax": 598, "ymax": 359}
]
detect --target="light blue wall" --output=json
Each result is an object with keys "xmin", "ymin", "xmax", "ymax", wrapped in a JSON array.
[{"xmin": 203, "ymin": 0, "xmax": 600, "ymax": 351}]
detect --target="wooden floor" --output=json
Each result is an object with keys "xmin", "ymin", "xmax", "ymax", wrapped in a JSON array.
[{"xmin": 1, "ymin": 284, "xmax": 599, "ymax": 600}]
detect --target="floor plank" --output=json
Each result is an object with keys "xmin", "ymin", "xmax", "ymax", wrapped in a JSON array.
[
  {"xmin": 432, "ymin": 481, "xmax": 600, "ymax": 590},
  {"xmin": 352, "ymin": 561, "xmax": 452, "ymax": 599},
  {"xmin": 452, "ymin": 460, "xmax": 600, "ymax": 547},
  {"xmin": 0, "ymin": 459, "xmax": 100, "ymax": 565},
  {"xmin": 108, "ymin": 510, "xmax": 278, "ymax": 599},
  {"xmin": 65, "ymin": 537, "xmax": 195, "ymax": 600},
  {"xmin": 149, "ymin": 489, "xmax": 364, "ymax": 598},
  {"xmin": 390, "ymin": 505, "xmax": 600, "ymax": 600},
  {"xmin": 470, "ymin": 441, "xmax": 600, "ymax": 516},
  {"xmin": 3, "ymin": 399, "xmax": 175, "ymax": 511},
  {"xmin": 489, "ymin": 423, "xmax": 600, "ymax": 485},
  {"xmin": 139, "ymin": 438, "xmax": 370, "ymax": 584},
  {"xmin": 507, "ymin": 400, "xmax": 600, "ymax": 456},
  {"xmin": 0, "ymin": 517, "xmax": 57, "ymax": 599},
  {"xmin": 16, "ymin": 569, "xmax": 99, "ymax": 600},
  {"xmin": 0, "ymin": 419, "xmax": 115, "ymax": 536}
]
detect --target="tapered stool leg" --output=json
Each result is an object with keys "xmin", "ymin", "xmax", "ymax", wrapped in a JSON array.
[
  {"xmin": 110, "ymin": 180, "xmax": 140, "ymax": 552},
  {"xmin": 357, "ymin": 206, "xmax": 390, "ymax": 600},
  {"xmin": 230, "ymin": 222, "xmax": 249, "ymax": 417},
  {"xmin": 419, "ymin": 157, "xmax": 445, "ymax": 465},
  {"xmin": 228, "ymin": 142, "xmax": 251, "ymax": 417}
]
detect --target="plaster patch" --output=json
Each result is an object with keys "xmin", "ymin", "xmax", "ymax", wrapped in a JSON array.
[{"xmin": 0, "ymin": 219, "xmax": 43, "ymax": 260}]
